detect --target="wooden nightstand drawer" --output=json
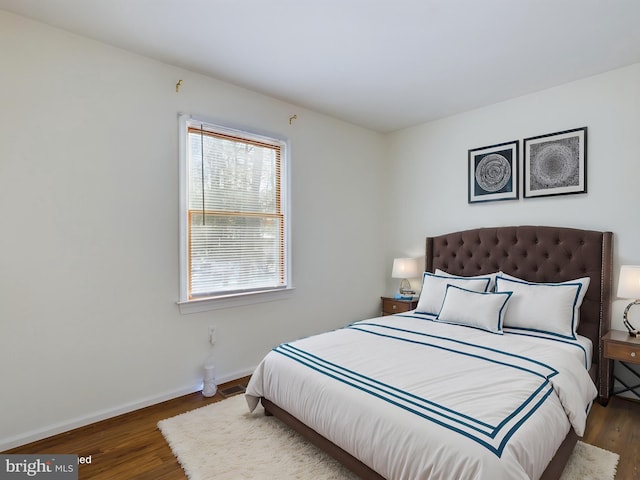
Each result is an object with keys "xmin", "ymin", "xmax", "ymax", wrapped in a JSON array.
[
  {"xmin": 604, "ymin": 341, "xmax": 640, "ymax": 363},
  {"xmin": 602, "ymin": 330, "xmax": 640, "ymax": 365},
  {"xmin": 381, "ymin": 297, "xmax": 418, "ymax": 316}
]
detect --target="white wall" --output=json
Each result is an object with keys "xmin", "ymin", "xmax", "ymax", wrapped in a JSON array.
[
  {"xmin": 0, "ymin": 11, "xmax": 386, "ymax": 449},
  {"xmin": 384, "ymin": 62, "xmax": 640, "ymax": 336}
]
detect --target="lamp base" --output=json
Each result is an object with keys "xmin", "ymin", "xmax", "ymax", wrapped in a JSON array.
[
  {"xmin": 399, "ymin": 278, "xmax": 415, "ymax": 296},
  {"xmin": 623, "ymin": 300, "xmax": 640, "ymax": 337}
]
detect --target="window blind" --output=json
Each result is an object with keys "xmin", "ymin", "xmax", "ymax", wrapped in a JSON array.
[{"xmin": 187, "ymin": 126, "xmax": 286, "ymax": 299}]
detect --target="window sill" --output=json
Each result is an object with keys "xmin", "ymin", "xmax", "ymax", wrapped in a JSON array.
[{"xmin": 177, "ymin": 287, "xmax": 295, "ymax": 314}]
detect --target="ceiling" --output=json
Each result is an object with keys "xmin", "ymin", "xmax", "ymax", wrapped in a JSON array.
[{"xmin": 2, "ymin": 0, "xmax": 640, "ymax": 132}]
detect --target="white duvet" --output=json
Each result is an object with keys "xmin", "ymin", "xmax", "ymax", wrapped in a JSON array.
[{"xmin": 246, "ymin": 312, "xmax": 596, "ymax": 480}]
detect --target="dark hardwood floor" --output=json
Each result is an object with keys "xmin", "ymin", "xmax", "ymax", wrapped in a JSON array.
[
  {"xmin": 582, "ymin": 396, "xmax": 640, "ymax": 480},
  {"xmin": 3, "ymin": 377, "xmax": 250, "ymax": 480},
  {"xmin": 4, "ymin": 378, "xmax": 639, "ymax": 479}
]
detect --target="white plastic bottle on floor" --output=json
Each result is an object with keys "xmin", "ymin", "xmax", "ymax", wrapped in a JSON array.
[{"xmin": 202, "ymin": 355, "xmax": 217, "ymax": 397}]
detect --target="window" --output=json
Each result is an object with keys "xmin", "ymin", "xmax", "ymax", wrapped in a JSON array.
[{"xmin": 178, "ymin": 115, "xmax": 290, "ymax": 311}]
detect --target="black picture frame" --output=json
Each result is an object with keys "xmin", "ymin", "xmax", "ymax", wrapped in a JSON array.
[
  {"xmin": 468, "ymin": 140, "xmax": 519, "ymax": 204},
  {"xmin": 523, "ymin": 127, "xmax": 587, "ymax": 198}
]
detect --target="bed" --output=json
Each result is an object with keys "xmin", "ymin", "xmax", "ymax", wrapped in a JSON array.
[{"xmin": 246, "ymin": 225, "xmax": 613, "ymax": 479}]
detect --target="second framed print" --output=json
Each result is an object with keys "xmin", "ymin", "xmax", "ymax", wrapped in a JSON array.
[
  {"xmin": 468, "ymin": 140, "xmax": 518, "ymax": 203},
  {"xmin": 523, "ymin": 127, "xmax": 587, "ymax": 198}
]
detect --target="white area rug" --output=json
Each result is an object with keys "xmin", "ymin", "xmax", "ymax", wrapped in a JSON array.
[{"xmin": 158, "ymin": 395, "xmax": 619, "ymax": 480}]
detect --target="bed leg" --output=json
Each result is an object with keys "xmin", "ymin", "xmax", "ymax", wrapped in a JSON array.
[{"xmin": 260, "ymin": 397, "xmax": 274, "ymax": 416}]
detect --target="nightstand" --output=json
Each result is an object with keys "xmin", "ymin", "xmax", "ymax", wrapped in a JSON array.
[
  {"xmin": 601, "ymin": 330, "xmax": 640, "ymax": 403},
  {"xmin": 381, "ymin": 297, "xmax": 418, "ymax": 316}
]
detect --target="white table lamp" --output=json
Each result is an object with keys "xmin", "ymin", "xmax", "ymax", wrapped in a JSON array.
[
  {"xmin": 392, "ymin": 258, "xmax": 420, "ymax": 296},
  {"xmin": 617, "ymin": 265, "xmax": 640, "ymax": 337}
]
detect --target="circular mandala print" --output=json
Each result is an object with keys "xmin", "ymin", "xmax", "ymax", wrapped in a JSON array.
[
  {"xmin": 531, "ymin": 144, "xmax": 577, "ymax": 187},
  {"xmin": 475, "ymin": 153, "xmax": 511, "ymax": 192}
]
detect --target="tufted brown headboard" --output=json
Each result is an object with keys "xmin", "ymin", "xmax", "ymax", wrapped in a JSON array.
[{"xmin": 425, "ymin": 225, "xmax": 613, "ymax": 402}]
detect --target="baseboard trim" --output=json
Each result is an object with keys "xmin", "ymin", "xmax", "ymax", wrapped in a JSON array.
[{"xmin": 0, "ymin": 367, "xmax": 255, "ymax": 451}]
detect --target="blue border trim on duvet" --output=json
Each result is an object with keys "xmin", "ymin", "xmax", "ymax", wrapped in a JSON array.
[
  {"xmin": 352, "ymin": 322, "xmax": 559, "ymax": 379},
  {"xmin": 503, "ymin": 329, "xmax": 589, "ymax": 368},
  {"xmin": 277, "ymin": 343, "xmax": 495, "ymax": 433},
  {"xmin": 396, "ymin": 312, "xmax": 589, "ymax": 368},
  {"xmin": 273, "ymin": 324, "xmax": 557, "ymax": 457}
]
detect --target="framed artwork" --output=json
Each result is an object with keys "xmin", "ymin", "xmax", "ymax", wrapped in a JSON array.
[
  {"xmin": 523, "ymin": 127, "xmax": 587, "ymax": 198},
  {"xmin": 468, "ymin": 140, "xmax": 518, "ymax": 203}
]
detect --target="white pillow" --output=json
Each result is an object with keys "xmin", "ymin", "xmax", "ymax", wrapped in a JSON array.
[
  {"xmin": 495, "ymin": 276, "xmax": 588, "ymax": 339},
  {"xmin": 415, "ymin": 272, "xmax": 491, "ymax": 315},
  {"xmin": 435, "ymin": 269, "xmax": 501, "ymax": 292},
  {"xmin": 497, "ymin": 272, "xmax": 590, "ymax": 329},
  {"xmin": 436, "ymin": 285, "xmax": 512, "ymax": 334}
]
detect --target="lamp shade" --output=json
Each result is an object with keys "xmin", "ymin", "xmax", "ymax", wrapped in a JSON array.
[
  {"xmin": 617, "ymin": 265, "xmax": 640, "ymax": 299},
  {"xmin": 391, "ymin": 257, "xmax": 420, "ymax": 279}
]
